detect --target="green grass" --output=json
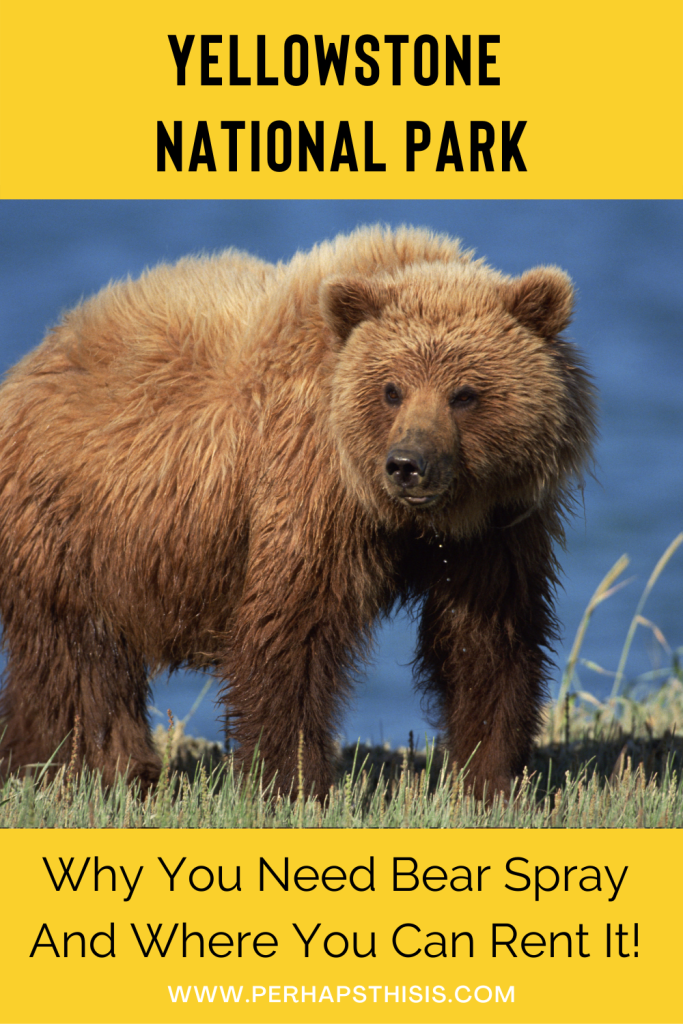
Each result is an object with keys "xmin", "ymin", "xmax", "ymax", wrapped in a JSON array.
[
  {"xmin": 1, "ymin": 694, "xmax": 682, "ymax": 827},
  {"xmin": 2, "ymin": 667, "xmax": 682, "ymax": 827},
  {"xmin": 2, "ymin": 537, "xmax": 682, "ymax": 828}
]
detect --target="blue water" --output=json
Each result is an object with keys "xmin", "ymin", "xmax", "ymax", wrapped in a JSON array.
[{"xmin": 1, "ymin": 200, "xmax": 681, "ymax": 748}]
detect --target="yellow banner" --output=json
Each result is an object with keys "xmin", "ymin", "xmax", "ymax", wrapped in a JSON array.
[
  {"xmin": 0, "ymin": 0, "xmax": 681, "ymax": 198},
  {"xmin": 1, "ymin": 829, "xmax": 679, "ymax": 1023}
]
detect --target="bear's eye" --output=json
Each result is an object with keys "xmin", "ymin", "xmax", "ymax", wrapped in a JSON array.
[
  {"xmin": 384, "ymin": 384, "xmax": 402, "ymax": 406},
  {"xmin": 449, "ymin": 386, "xmax": 478, "ymax": 409}
]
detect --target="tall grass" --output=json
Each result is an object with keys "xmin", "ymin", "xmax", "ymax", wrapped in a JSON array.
[
  {"xmin": 1, "ymin": 727, "xmax": 681, "ymax": 827},
  {"xmin": 553, "ymin": 532, "xmax": 683, "ymax": 743},
  {"xmin": 1, "ymin": 537, "xmax": 682, "ymax": 828}
]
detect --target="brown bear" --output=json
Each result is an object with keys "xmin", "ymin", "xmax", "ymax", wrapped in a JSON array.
[{"xmin": 0, "ymin": 226, "xmax": 596, "ymax": 801}]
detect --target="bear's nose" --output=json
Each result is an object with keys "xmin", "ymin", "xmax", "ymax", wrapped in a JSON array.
[{"xmin": 385, "ymin": 450, "xmax": 427, "ymax": 488}]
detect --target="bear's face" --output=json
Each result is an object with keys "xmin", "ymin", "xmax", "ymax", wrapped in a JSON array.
[{"xmin": 321, "ymin": 263, "xmax": 595, "ymax": 535}]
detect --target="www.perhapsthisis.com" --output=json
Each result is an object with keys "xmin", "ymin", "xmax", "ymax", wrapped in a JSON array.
[{"xmin": 167, "ymin": 982, "xmax": 515, "ymax": 1005}]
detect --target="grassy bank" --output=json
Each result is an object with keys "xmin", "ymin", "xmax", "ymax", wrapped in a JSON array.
[
  {"xmin": 2, "ymin": 672, "xmax": 682, "ymax": 827},
  {"xmin": 2, "ymin": 542, "xmax": 682, "ymax": 828}
]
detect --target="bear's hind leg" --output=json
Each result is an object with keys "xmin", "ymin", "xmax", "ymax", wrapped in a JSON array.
[{"xmin": 0, "ymin": 618, "xmax": 160, "ymax": 792}]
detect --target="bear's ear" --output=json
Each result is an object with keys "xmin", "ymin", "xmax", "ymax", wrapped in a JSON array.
[
  {"xmin": 504, "ymin": 267, "xmax": 574, "ymax": 340},
  {"xmin": 319, "ymin": 276, "xmax": 389, "ymax": 344}
]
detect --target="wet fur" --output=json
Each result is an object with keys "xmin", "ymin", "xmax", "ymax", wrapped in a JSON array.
[{"xmin": 0, "ymin": 226, "xmax": 596, "ymax": 799}]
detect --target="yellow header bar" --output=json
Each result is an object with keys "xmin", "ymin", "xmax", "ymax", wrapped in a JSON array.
[{"xmin": 1, "ymin": 0, "xmax": 681, "ymax": 198}]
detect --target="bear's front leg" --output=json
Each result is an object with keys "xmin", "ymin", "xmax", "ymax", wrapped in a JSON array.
[
  {"xmin": 221, "ymin": 523, "xmax": 378, "ymax": 799},
  {"xmin": 415, "ymin": 515, "xmax": 558, "ymax": 802},
  {"xmin": 223, "ymin": 615, "xmax": 354, "ymax": 799},
  {"xmin": 225, "ymin": 634, "xmax": 342, "ymax": 800}
]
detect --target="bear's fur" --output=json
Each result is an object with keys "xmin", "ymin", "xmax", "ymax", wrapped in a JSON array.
[{"xmin": 0, "ymin": 226, "xmax": 596, "ymax": 800}]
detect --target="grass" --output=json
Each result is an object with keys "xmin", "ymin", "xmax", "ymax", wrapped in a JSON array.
[
  {"xmin": 1, "ymin": 536, "xmax": 682, "ymax": 828},
  {"xmin": 1, "ymin": 699, "xmax": 682, "ymax": 827}
]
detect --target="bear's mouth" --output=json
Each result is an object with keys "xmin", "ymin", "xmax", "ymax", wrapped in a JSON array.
[{"xmin": 401, "ymin": 493, "xmax": 441, "ymax": 507}]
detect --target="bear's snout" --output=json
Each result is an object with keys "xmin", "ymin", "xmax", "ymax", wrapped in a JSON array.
[
  {"xmin": 384, "ymin": 430, "xmax": 454, "ymax": 507},
  {"xmin": 385, "ymin": 448, "xmax": 427, "ymax": 488}
]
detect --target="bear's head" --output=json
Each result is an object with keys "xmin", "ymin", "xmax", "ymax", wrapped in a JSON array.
[{"xmin": 320, "ymin": 261, "xmax": 596, "ymax": 536}]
